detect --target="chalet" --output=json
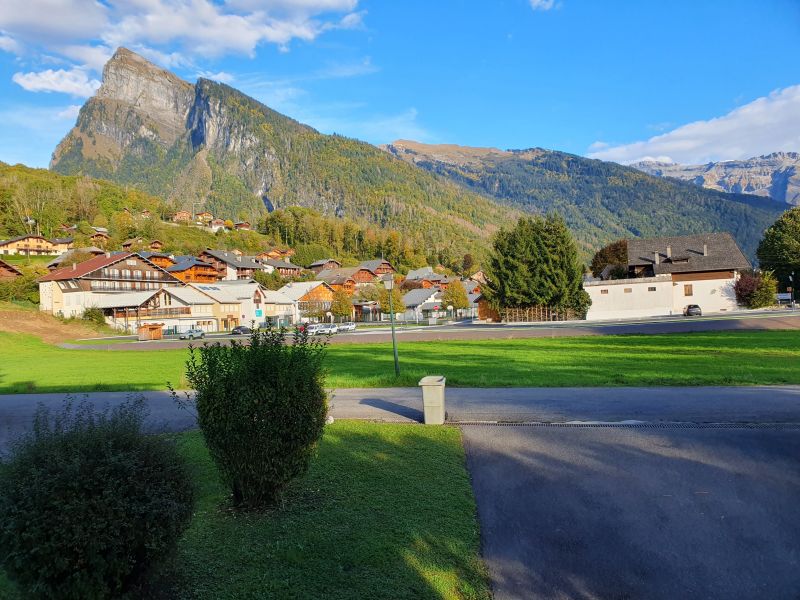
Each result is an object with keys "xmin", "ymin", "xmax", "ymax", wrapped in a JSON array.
[
  {"xmin": 49, "ymin": 238, "xmax": 75, "ymax": 254},
  {"xmin": 140, "ymin": 210, "xmax": 152, "ymax": 219},
  {"xmin": 139, "ymin": 252, "xmax": 176, "ymax": 269},
  {"xmin": 585, "ymin": 232, "xmax": 751, "ymax": 320},
  {"xmin": 234, "ymin": 221, "xmax": 251, "ymax": 231},
  {"xmin": 199, "ymin": 249, "xmax": 266, "ymax": 281},
  {"xmin": 210, "ymin": 219, "xmax": 227, "ymax": 232},
  {"xmin": 89, "ymin": 230, "xmax": 110, "ymax": 246},
  {"xmin": 121, "ymin": 238, "xmax": 144, "ymax": 251},
  {"xmin": 308, "ymin": 258, "xmax": 342, "ymax": 274},
  {"xmin": 314, "ymin": 269, "xmax": 356, "ymax": 294},
  {"xmin": 192, "ymin": 281, "xmax": 296, "ymax": 329},
  {"xmin": 360, "ymin": 259, "xmax": 395, "ymax": 276},
  {"xmin": 473, "ymin": 293, "xmax": 500, "ymax": 322},
  {"xmin": 95, "ymin": 286, "xmax": 215, "ymax": 334},
  {"xmin": 317, "ymin": 266, "xmax": 376, "ymax": 286},
  {"xmin": 149, "ymin": 240, "xmax": 165, "ymax": 252},
  {"xmin": 404, "ymin": 267, "xmax": 453, "ymax": 289},
  {"xmin": 46, "ymin": 247, "xmax": 106, "ymax": 271},
  {"xmin": 0, "ymin": 235, "xmax": 57, "ymax": 256},
  {"xmin": 278, "ymin": 281, "xmax": 335, "ymax": 318},
  {"xmin": 172, "ymin": 210, "xmax": 191, "ymax": 223},
  {"xmin": 262, "ymin": 258, "xmax": 302, "ymax": 278},
  {"xmin": 231, "ymin": 249, "xmax": 243, "ymax": 256},
  {"xmin": 469, "ymin": 271, "xmax": 488, "ymax": 285},
  {"xmin": 166, "ymin": 257, "xmax": 220, "ymax": 283},
  {"xmin": 37, "ymin": 252, "xmax": 183, "ymax": 318},
  {"xmin": 196, "ymin": 211, "xmax": 214, "ymax": 224},
  {"xmin": 0, "ymin": 259, "xmax": 22, "ymax": 280},
  {"xmin": 402, "ymin": 288, "xmax": 441, "ymax": 321}
]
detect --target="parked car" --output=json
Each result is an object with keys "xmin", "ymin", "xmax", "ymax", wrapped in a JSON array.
[
  {"xmin": 231, "ymin": 326, "xmax": 252, "ymax": 335},
  {"xmin": 319, "ymin": 323, "xmax": 339, "ymax": 335},
  {"xmin": 338, "ymin": 322, "xmax": 357, "ymax": 332},
  {"xmin": 683, "ymin": 304, "xmax": 702, "ymax": 317},
  {"xmin": 180, "ymin": 328, "xmax": 205, "ymax": 340}
]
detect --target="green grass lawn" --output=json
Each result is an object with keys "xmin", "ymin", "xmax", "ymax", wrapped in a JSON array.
[
  {"xmin": 1, "ymin": 329, "xmax": 799, "ymax": 393},
  {"xmin": 0, "ymin": 423, "xmax": 489, "ymax": 600}
]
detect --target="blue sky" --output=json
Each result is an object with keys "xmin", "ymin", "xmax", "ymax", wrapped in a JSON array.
[{"xmin": 1, "ymin": 0, "xmax": 799, "ymax": 168}]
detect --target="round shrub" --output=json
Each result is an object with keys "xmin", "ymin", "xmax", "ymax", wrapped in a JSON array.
[
  {"xmin": 184, "ymin": 327, "xmax": 328, "ymax": 509},
  {"xmin": 0, "ymin": 399, "xmax": 194, "ymax": 600}
]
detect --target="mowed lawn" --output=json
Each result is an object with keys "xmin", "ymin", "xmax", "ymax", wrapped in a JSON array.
[
  {"xmin": 1, "ymin": 330, "xmax": 799, "ymax": 393},
  {"xmin": 0, "ymin": 423, "xmax": 490, "ymax": 600}
]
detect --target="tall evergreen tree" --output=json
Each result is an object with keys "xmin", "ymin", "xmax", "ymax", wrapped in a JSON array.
[
  {"xmin": 485, "ymin": 215, "xmax": 590, "ymax": 316},
  {"xmin": 757, "ymin": 207, "xmax": 800, "ymax": 285}
]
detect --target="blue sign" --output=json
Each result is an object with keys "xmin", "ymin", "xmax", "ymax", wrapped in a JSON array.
[{"xmin": 255, "ymin": 309, "xmax": 263, "ymax": 317}]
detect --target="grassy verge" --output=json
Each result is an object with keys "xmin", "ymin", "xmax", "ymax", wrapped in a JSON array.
[
  {"xmin": 1, "ymin": 330, "xmax": 799, "ymax": 393},
  {"xmin": 0, "ymin": 423, "xmax": 489, "ymax": 600}
]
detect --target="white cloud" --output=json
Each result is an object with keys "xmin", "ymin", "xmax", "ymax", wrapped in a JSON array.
[
  {"xmin": 12, "ymin": 68, "xmax": 101, "ymax": 97},
  {"xmin": 0, "ymin": 34, "xmax": 22, "ymax": 54},
  {"xmin": 197, "ymin": 70, "xmax": 235, "ymax": 83},
  {"xmin": 588, "ymin": 84, "xmax": 800, "ymax": 165},
  {"xmin": 56, "ymin": 104, "xmax": 81, "ymax": 120},
  {"xmin": 0, "ymin": 1, "xmax": 108, "ymax": 43},
  {"xmin": 58, "ymin": 44, "xmax": 114, "ymax": 72},
  {"xmin": 529, "ymin": 0, "xmax": 557, "ymax": 11}
]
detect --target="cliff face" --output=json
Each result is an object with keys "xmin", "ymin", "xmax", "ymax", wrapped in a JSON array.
[
  {"xmin": 49, "ymin": 48, "xmax": 515, "ymax": 255},
  {"xmin": 632, "ymin": 153, "xmax": 800, "ymax": 206}
]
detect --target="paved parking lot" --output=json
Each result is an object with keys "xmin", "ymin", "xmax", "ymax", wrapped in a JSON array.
[{"xmin": 463, "ymin": 424, "xmax": 800, "ymax": 600}]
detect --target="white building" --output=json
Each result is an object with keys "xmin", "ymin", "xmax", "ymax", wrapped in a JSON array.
[
  {"xmin": 586, "ymin": 232, "xmax": 749, "ymax": 321},
  {"xmin": 192, "ymin": 280, "xmax": 297, "ymax": 328}
]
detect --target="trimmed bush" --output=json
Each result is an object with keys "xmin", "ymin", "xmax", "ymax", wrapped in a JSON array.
[
  {"xmin": 0, "ymin": 398, "xmax": 194, "ymax": 600},
  {"xmin": 183, "ymin": 327, "xmax": 328, "ymax": 508}
]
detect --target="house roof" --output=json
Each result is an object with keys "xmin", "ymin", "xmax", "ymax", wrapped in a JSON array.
[
  {"xmin": 464, "ymin": 280, "xmax": 480, "ymax": 294},
  {"xmin": 402, "ymin": 288, "xmax": 439, "ymax": 308},
  {"xmin": 191, "ymin": 281, "xmax": 263, "ymax": 303},
  {"xmin": 167, "ymin": 257, "xmax": 216, "ymax": 272},
  {"xmin": 309, "ymin": 258, "xmax": 340, "ymax": 267},
  {"xmin": 627, "ymin": 232, "xmax": 751, "ymax": 274},
  {"xmin": 140, "ymin": 251, "xmax": 174, "ymax": 261},
  {"xmin": 359, "ymin": 259, "xmax": 393, "ymax": 272},
  {"xmin": 277, "ymin": 281, "xmax": 332, "ymax": 301},
  {"xmin": 406, "ymin": 266, "xmax": 435, "ymax": 280},
  {"xmin": 262, "ymin": 258, "xmax": 301, "ymax": 270},
  {"xmin": 89, "ymin": 290, "xmax": 160, "ymax": 309},
  {"xmin": 38, "ymin": 252, "xmax": 133, "ymax": 282},
  {"xmin": 164, "ymin": 286, "xmax": 213, "ymax": 305},
  {"xmin": 0, "ymin": 234, "xmax": 48, "ymax": 246},
  {"xmin": 0, "ymin": 259, "xmax": 22, "ymax": 275},
  {"xmin": 50, "ymin": 237, "xmax": 74, "ymax": 244},
  {"xmin": 315, "ymin": 267, "xmax": 360, "ymax": 284},
  {"xmin": 202, "ymin": 249, "xmax": 263, "ymax": 270}
]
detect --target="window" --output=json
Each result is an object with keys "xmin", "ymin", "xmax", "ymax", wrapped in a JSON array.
[
  {"xmin": 648, "ymin": 287, "xmax": 656, "ymax": 292},
  {"xmin": 684, "ymin": 284, "xmax": 693, "ymax": 297},
  {"xmin": 126, "ymin": 260, "xmax": 136, "ymax": 266},
  {"xmin": 624, "ymin": 288, "xmax": 632, "ymax": 294},
  {"xmin": 600, "ymin": 289, "xmax": 608, "ymax": 295}
]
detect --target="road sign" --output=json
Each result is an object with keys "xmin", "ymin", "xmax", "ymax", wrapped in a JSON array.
[{"xmin": 776, "ymin": 293, "xmax": 791, "ymax": 301}]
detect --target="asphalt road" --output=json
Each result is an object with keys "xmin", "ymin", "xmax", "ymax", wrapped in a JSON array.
[
  {"xmin": 61, "ymin": 310, "xmax": 800, "ymax": 349},
  {"xmin": 463, "ymin": 424, "xmax": 800, "ymax": 600}
]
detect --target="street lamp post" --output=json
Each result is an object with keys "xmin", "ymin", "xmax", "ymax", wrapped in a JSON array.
[{"xmin": 383, "ymin": 275, "xmax": 400, "ymax": 377}]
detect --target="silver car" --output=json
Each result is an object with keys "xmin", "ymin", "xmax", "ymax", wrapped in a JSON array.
[
  {"xmin": 180, "ymin": 328, "xmax": 205, "ymax": 340},
  {"xmin": 337, "ymin": 322, "xmax": 357, "ymax": 332}
]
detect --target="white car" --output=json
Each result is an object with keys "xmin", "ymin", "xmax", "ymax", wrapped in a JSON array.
[
  {"xmin": 317, "ymin": 323, "xmax": 339, "ymax": 335},
  {"xmin": 337, "ymin": 322, "xmax": 357, "ymax": 332},
  {"xmin": 180, "ymin": 328, "xmax": 205, "ymax": 340}
]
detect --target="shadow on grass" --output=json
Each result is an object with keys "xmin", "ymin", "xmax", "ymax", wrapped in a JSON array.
[{"xmin": 168, "ymin": 423, "xmax": 490, "ymax": 599}]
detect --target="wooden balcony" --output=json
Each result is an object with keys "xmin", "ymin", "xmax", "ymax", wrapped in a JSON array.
[{"xmin": 111, "ymin": 307, "xmax": 191, "ymax": 319}]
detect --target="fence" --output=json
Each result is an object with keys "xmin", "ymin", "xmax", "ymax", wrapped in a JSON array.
[{"xmin": 501, "ymin": 306, "xmax": 575, "ymax": 322}]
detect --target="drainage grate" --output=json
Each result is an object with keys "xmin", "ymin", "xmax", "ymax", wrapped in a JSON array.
[{"xmin": 454, "ymin": 421, "xmax": 800, "ymax": 430}]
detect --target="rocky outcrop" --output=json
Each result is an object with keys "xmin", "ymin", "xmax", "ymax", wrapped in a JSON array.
[{"xmin": 632, "ymin": 153, "xmax": 800, "ymax": 205}]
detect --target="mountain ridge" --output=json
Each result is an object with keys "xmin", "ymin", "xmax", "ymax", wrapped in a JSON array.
[{"xmin": 631, "ymin": 152, "xmax": 800, "ymax": 205}]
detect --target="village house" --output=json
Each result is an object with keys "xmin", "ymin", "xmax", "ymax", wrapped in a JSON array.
[
  {"xmin": 278, "ymin": 281, "xmax": 335, "ymax": 320},
  {"xmin": 166, "ymin": 257, "xmax": 220, "ymax": 283},
  {"xmin": 89, "ymin": 230, "xmax": 110, "ymax": 247},
  {"xmin": 260, "ymin": 258, "xmax": 302, "ymax": 278},
  {"xmin": 37, "ymin": 252, "xmax": 183, "ymax": 318},
  {"xmin": 149, "ymin": 240, "xmax": 165, "ymax": 252},
  {"xmin": 403, "ymin": 266, "xmax": 453, "ymax": 290},
  {"xmin": 314, "ymin": 269, "xmax": 356, "ymax": 294},
  {"xmin": 308, "ymin": 258, "xmax": 342, "ymax": 274},
  {"xmin": 198, "ymin": 249, "xmax": 268, "ymax": 281},
  {"xmin": 191, "ymin": 281, "xmax": 296, "ymax": 329},
  {"xmin": 196, "ymin": 211, "xmax": 214, "ymax": 224},
  {"xmin": 259, "ymin": 248, "xmax": 295, "ymax": 261},
  {"xmin": 585, "ymin": 232, "xmax": 751, "ymax": 320},
  {"xmin": 0, "ymin": 258, "xmax": 22, "ymax": 280},
  {"xmin": 0, "ymin": 235, "xmax": 67, "ymax": 256},
  {"xmin": 140, "ymin": 210, "xmax": 152, "ymax": 219},
  {"xmin": 139, "ymin": 252, "xmax": 176, "ymax": 269},
  {"xmin": 94, "ymin": 286, "xmax": 215, "ymax": 334},
  {"xmin": 360, "ymin": 259, "xmax": 396, "ymax": 276},
  {"xmin": 172, "ymin": 210, "xmax": 191, "ymax": 223},
  {"xmin": 316, "ymin": 266, "xmax": 376, "ymax": 287},
  {"xmin": 401, "ymin": 288, "xmax": 442, "ymax": 321},
  {"xmin": 234, "ymin": 221, "xmax": 251, "ymax": 231},
  {"xmin": 209, "ymin": 218, "xmax": 227, "ymax": 232}
]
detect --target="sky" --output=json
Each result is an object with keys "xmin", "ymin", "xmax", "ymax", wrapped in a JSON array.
[{"xmin": 0, "ymin": 0, "xmax": 799, "ymax": 168}]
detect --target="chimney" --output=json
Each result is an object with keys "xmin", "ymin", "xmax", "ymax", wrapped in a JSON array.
[
  {"xmin": 653, "ymin": 251, "xmax": 660, "ymax": 265},
  {"xmin": 105, "ymin": 252, "xmax": 111, "ymax": 258},
  {"xmin": 666, "ymin": 245, "xmax": 672, "ymax": 258},
  {"xmin": 72, "ymin": 262, "xmax": 77, "ymax": 270},
  {"xmin": 703, "ymin": 243, "xmax": 708, "ymax": 257}
]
